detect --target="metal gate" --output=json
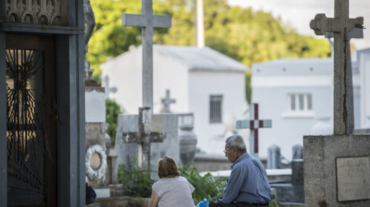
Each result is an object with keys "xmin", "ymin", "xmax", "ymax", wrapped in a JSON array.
[{"xmin": 6, "ymin": 34, "xmax": 57, "ymax": 207}]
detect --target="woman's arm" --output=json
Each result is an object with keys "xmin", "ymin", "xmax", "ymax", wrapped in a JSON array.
[{"xmin": 148, "ymin": 190, "xmax": 159, "ymax": 207}]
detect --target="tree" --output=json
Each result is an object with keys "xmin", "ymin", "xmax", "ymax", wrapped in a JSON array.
[
  {"xmin": 106, "ymin": 98, "xmax": 123, "ymax": 146},
  {"xmin": 89, "ymin": 0, "xmax": 331, "ymax": 102}
]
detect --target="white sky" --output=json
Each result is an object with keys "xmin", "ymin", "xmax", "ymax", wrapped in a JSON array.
[{"xmin": 227, "ymin": 0, "xmax": 370, "ymax": 49}]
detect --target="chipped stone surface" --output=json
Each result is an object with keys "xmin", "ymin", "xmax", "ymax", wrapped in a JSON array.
[
  {"xmin": 304, "ymin": 135, "xmax": 370, "ymax": 206},
  {"xmin": 116, "ymin": 113, "xmax": 179, "ymax": 180}
]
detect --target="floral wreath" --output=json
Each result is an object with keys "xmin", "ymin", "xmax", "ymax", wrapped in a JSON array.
[{"xmin": 85, "ymin": 144, "xmax": 107, "ymax": 181}]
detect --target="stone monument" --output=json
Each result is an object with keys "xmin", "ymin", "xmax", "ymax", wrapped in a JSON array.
[
  {"xmin": 84, "ymin": 0, "xmax": 108, "ymax": 188},
  {"xmin": 116, "ymin": 0, "xmax": 174, "ymax": 178},
  {"xmin": 178, "ymin": 114, "xmax": 198, "ymax": 166},
  {"xmin": 304, "ymin": 1, "xmax": 369, "ymax": 206}
]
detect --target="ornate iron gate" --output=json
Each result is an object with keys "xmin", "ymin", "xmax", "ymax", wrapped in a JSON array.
[{"xmin": 6, "ymin": 34, "xmax": 57, "ymax": 207}]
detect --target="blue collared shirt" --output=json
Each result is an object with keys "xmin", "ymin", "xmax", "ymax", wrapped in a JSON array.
[{"xmin": 218, "ymin": 152, "xmax": 272, "ymax": 204}]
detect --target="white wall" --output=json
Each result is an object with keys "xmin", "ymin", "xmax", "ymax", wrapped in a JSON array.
[
  {"xmin": 252, "ymin": 59, "xmax": 333, "ymax": 160},
  {"xmin": 153, "ymin": 51, "xmax": 189, "ymax": 113},
  {"xmin": 101, "ymin": 47, "xmax": 189, "ymax": 114},
  {"xmin": 189, "ymin": 71, "xmax": 247, "ymax": 154},
  {"xmin": 359, "ymin": 49, "xmax": 370, "ymax": 127},
  {"xmin": 101, "ymin": 48, "xmax": 142, "ymax": 114}
]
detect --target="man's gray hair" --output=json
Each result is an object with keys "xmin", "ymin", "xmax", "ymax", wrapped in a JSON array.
[{"xmin": 225, "ymin": 135, "xmax": 246, "ymax": 152}]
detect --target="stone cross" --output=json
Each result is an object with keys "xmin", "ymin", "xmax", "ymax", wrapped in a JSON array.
[
  {"xmin": 104, "ymin": 76, "xmax": 117, "ymax": 99},
  {"xmin": 122, "ymin": 107, "xmax": 166, "ymax": 172},
  {"xmin": 310, "ymin": 0, "xmax": 364, "ymax": 135},
  {"xmin": 121, "ymin": 0, "xmax": 171, "ymax": 171},
  {"xmin": 236, "ymin": 103, "xmax": 272, "ymax": 158},
  {"xmin": 122, "ymin": 0, "xmax": 171, "ymax": 109},
  {"xmin": 161, "ymin": 89, "xmax": 176, "ymax": 113}
]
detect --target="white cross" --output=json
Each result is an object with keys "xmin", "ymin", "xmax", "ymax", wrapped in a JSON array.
[
  {"xmin": 104, "ymin": 76, "xmax": 117, "ymax": 99},
  {"xmin": 310, "ymin": 0, "xmax": 364, "ymax": 135}
]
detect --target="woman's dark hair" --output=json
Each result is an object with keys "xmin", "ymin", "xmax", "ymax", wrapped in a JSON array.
[{"xmin": 157, "ymin": 156, "xmax": 180, "ymax": 179}]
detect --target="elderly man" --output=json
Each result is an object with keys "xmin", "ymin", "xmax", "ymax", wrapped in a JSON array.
[{"xmin": 210, "ymin": 135, "xmax": 271, "ymax": 207}]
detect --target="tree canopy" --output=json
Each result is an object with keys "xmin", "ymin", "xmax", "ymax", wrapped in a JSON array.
[{"xmin": 88, "ymin": 0, "xmax": 331, "ymax": 102}]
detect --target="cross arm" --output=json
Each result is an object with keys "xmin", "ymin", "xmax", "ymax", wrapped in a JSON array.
[
  {"xmin": 149, "ymin": 132, "xmax": 166, "ymax": 142},
  {"xmin": 122, "ymin": 132, "xmax": 141, "ymax": 143},
  {"xmin": 236, "ymin": 120, "xmax": 272, "ymax": 129},
  {"xmin": 310, "ymin": 14, "xmax": 364, "ymax": 36},
  {"xmin": 122, "ymin": 14, "xmax": 172, "ymax": 28}
]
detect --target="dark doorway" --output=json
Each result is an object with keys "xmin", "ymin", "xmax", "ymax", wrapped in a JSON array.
[{"xmin": 6, "ymin": 34, "xmax": 57, "ymax": 207}]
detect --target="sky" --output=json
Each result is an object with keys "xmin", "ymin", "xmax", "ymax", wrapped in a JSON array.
[{"xmin": 227, "ymin": 0, "xmax": 370, "ymax": 50}]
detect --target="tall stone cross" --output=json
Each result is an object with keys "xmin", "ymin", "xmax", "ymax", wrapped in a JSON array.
[
  {"xmin": 161, "ymin": 89, "xmax": 176, "ymax": 113},
  {"xmin": 122, "ymin": 0, "xmax": 171, "ymax": 109},
  {"xmin": 121, "ymin": 1, "xmax": 171, "ymax": 171},
  {"xmin": 236, "ymin": 103, "xmax": 272, "ymax": 158},
  {"xmin": 310, "ymin": 0, "xmax": 364, "ymax": 135}
]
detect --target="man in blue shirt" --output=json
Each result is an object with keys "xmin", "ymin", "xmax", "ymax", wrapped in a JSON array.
[{"xmin": 210, "ymin": 135, "xmax": 272, "ymax": 207}]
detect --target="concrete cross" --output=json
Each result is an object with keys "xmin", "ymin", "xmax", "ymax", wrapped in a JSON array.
[
  {"xmin": 310, "ymin": 0, "xmax": 364, "ymax": 135},
  {"xmin": 122, "ymin": 107, "xmax": 166, "ymax": 172},
  {"xmin": 121, "ymin": 1, "xmax": 171, "ymax": 171},
  {"xmin": 122, "ymin": 0, "xmax": 172, "ymax": 109},
  {"xmin": 104, "ymin": 76, "xmax": 117, "ymax": 99},
  {"xmin": 236, "ymin": 103, "xmax": 272, "ymax": 158},
  {"xmin": 161, "ymin": 89, "xmax": 176, "ymax": 113}
]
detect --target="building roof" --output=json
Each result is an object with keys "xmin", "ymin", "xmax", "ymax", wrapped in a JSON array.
[{"xmin": 153, "ymin": 45, "xmax": 249, "ymax": 72}]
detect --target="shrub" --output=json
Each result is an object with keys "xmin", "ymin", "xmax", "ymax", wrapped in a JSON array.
[
  {"xmin": 117, "ymin": 164, "xmax": 154, "ymax": 198},
  {"xmin": 178, "ymin": 166, "xmax": 228, "ymax": 204}
]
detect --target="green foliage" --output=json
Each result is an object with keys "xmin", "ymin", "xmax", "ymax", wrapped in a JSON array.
[
  {"xmin": 89, "ymin": 0, "xmax": 331, "ymax": 100},
  {"xmin": 269, "ymin": 194, "xmax": 279, "ymax": 207},
  {"xmin": 118, "ymin": 164, "xmax": 155, "ymax": 198},
  {"xmin": 105, "ymin": 98, "xmax": 123, "ymax": 146},
  {"xmin": 245, "ymin": 70, "xmax": 252, "ymax": 103},
  {"xmin": 179, "ymin": 166, "xmax": 228, "ymax": 204}
]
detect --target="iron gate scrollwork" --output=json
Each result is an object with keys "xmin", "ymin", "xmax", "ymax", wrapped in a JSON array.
[{"xmin": 6, "ymin": 48, "xmax": 48, "ymax": 206}]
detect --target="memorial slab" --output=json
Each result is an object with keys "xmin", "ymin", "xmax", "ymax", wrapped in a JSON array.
[
  {"xmin": 304, "ymin": 135, "xmax": 370, "ymax": 206},
  {"xmin": 336, "ymin": 157, "xmax": 370, "ymax": 202}
]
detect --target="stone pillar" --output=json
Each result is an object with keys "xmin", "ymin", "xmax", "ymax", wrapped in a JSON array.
[
  {"xmin": 106, "ymin": 155, "xmax": 118, "ymax": 185},
  {"xmin": 267, "ymin": 145, "xmax": 281, "ymax": 169}
]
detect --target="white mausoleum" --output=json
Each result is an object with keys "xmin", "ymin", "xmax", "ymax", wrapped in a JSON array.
[
  {"xmin": 100, "ymin": 45, "xmax": 249, "ymax": 154},
  {"xmin": 252, "ymin": 48, "xmax": 370, "ymax": 161}
]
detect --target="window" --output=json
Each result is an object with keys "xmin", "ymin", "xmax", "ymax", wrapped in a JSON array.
[
  {"xmin": 289, "ymin": 94, "xmax": 313, "ymax": 112},
  {"xmin": 210, "ymin": 95, "xmax": 223, "ymax": 123}
]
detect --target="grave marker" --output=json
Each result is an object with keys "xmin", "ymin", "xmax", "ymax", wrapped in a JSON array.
[
  {"xmin": 304, "ymin": 1, "xmax": 367, "ymax": 205},
  {"xmin": 161, "ymin": 89, "xmax": 176, "ymax": 113},
  {"xmin": 236, "ymin": 103, "xmax": 272, "ymax": 158}
]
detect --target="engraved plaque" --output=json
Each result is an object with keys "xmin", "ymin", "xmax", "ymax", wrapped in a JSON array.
[{"xmin": 337, "ymin": 157, "xmax": 370, "ymax": 201}]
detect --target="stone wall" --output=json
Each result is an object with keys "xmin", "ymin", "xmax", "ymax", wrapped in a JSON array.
[{"xmin": 194, "ymin": 153, "xmax": 231, "ymax": 172}]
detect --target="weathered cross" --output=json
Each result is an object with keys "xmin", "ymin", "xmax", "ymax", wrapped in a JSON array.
[
  {"xmin": 122, "ymin": 107, "xmax": 166, "ymax": 172},
  {"xmin": 310, "ymin": 0, "xmax": 364, "ymax": 135},
  {"xmin": 161, "ymin": 89, "xmax": 176, "ymax": 113},
  {"xmin": 236, "ymin": 103, "xmax": 272, "ymax": 158},
  {"xmin": 121, "ymin": 0, "xmax": 171, "ymax": 171}
]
